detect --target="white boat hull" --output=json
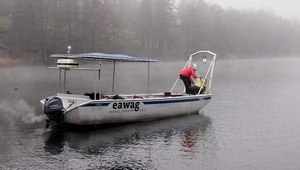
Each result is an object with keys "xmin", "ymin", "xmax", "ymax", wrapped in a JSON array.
[{"xmin": 41, "ymin": 93, "xmax": 212, "ymax": 126}]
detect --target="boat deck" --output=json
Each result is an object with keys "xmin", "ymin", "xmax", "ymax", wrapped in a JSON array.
[
  {"xmin": 56, "ymin": 92, "xmax": 195, "ymax": 101},
  {"xmin": 76, "ymin": 92, "xmax": 183, "ymax": 100}
]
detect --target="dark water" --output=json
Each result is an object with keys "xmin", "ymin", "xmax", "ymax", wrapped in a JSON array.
[{"xmin": 0, "ymin": 57, "xmax": 300, "ymax": 169}]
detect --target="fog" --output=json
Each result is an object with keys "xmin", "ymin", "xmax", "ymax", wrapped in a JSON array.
[
  {"xmin": 0, "ymin": 66, "xmax": 55, "ymax": 124},
  {"xmin": 0, "ymin": 98, "xmax": 44, "ymax": 124},
  {"xmin": 1, "ymin": 0, "xmax": 300, "ymax": 63}
]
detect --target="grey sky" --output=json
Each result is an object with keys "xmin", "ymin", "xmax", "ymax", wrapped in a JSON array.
[{"xmin": 204, "ymin": 0, "xmax": 300, "ymax": 19}]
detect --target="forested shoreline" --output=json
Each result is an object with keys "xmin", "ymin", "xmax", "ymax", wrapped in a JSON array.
[{"xmin": 0, "ymin": 0, "xmax": 299, "ymax": 63}]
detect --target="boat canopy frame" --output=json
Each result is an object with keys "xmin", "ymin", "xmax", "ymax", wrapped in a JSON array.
[{"xmin": 49, "ymin": 53, "xmax": 157, "ymax": 99}]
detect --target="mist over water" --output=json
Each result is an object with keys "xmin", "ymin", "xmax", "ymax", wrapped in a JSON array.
[
  {"xmin": 0, "ymin": 66, "xmax": 55, "ymax": 124},
  {"xmin": 0, "ymin": 98, "xmax": 44, "ymax": 124},
  {"xmin": 1, "ymin": 57, "xmax": 300, "ymax": 169}
]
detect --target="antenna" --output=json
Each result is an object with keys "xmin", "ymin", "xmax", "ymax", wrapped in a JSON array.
[{"xmin": 67, "ymin": 46, "xmax": 71, "ymax": 55}]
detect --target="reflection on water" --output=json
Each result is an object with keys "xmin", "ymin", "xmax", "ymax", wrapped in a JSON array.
[
  {"xmin": 43, "ymin": 113, "xmax": 217, "ymax": 169},
  {"xmin": 44, "ymin": 129, "xmax": 65, "ymax": 155}
]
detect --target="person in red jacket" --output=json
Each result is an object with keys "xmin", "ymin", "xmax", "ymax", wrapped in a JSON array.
[{"xmin": 179, "ymin": 67, "xmax": 198, "ymax": 94}]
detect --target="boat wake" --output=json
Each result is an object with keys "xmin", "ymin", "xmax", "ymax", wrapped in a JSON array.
[{"xmin": 0, "ymin": 98, "xmax": 44, "ymax": 124}]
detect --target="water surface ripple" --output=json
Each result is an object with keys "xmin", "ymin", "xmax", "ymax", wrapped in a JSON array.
[{"xmin": 0, "ymin": 57, "xmax": 299, "ymax": 169}]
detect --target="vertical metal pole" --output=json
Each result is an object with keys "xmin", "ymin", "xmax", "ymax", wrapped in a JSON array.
[
  {"xmin": 98, "ymin": 60, "xmax": 102, "ymax": 99},
  {"xmin": 112, "ymin": 60, "xmax": 116, "ymax": 95},
  {"xmin": 148, "ymin": 62, "xmax": 150, "ymax": 96},
  {"xmin": 58, "ymin": 69, "xmax": 61, "ymax": 93},
  {"xmin": 63, "ymin": 69, "xmax": 66, "ymax": 93},
  {"xmin": 94, "ymin": 70, "xmax": 97, "ymax": 100},
  {"xmin": 98, "ymin": 69, "xmax": 101, "ymax": 99},
  {"xmin": 203, "ymin": 60, "xmax": 213, "ymax": 93},
  {"xmin": 208, "ymin": 55, "xmax": 217, "ymax": 94}
]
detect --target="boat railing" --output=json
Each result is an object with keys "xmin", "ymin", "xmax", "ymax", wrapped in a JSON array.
[{"xmin": 170, "ymin": 51, "xmax": 217, "ymax": 94}]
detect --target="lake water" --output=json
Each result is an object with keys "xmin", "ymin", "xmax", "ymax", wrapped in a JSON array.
[{"xmin": 0, "ymin": 57, "xmax": 300, "ymax": 170}]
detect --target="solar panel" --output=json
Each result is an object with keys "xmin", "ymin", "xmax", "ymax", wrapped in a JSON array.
[{"xmin": 50, "ymin": 53, "xmax": 157, "ymax": 62}]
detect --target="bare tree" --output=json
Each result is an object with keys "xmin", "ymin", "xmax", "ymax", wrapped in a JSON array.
[{"xmin": 4, "ymin": 0, "xmax": 300, "ymax": 61}]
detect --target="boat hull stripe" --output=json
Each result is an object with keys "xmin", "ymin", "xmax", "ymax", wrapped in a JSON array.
[
  {"xmin": 81, "ymin": 103, "xmax": 110, "ymax": 107},
  {"xmin": 143, "ymin": 97, "xmax": 209, "ymax": 105},
  {"xmin": 204, "ymin": 97, "xmax": 212, "ymax": 100},
  {"xmin": 79, "ymin": 97, "xmax": 211, "ymax": 107}
]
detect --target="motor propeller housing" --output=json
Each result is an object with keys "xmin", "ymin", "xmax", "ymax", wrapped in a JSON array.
[{"xmin": 44, "ymin": 96, "xmax": 64, "ymax": 124}]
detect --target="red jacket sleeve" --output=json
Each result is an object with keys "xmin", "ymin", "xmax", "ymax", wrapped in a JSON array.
[
  {"xmin": 189, "ymin": 68, "xmax": 197, "ymax": 84},
  {"xmin": 191, "ymin": 69, "xmax": 197, "ymax": 79},
  {"xmin": 189, "ymin": 77, "xmax": 194, "ymax": 84}
]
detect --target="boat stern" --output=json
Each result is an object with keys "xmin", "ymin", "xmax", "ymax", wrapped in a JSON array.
[{"xmin": 42, "ymin": 96, "xmax": 64, "ymax": 126}]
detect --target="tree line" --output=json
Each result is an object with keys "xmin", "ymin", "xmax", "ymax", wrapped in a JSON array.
[{"xmin": 0, "ymin": 0, "xmax": 299, "ymax": 62}]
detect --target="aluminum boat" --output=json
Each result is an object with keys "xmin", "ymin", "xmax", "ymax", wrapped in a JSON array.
[{"xmin": 40, "ymin": 47, "xmax": 217, "ymax": 127}]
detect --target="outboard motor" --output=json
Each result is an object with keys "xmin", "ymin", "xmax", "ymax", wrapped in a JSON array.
[{"xmin": 44, "ymin": 96, "xmax": 64, "ymax": 127}]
